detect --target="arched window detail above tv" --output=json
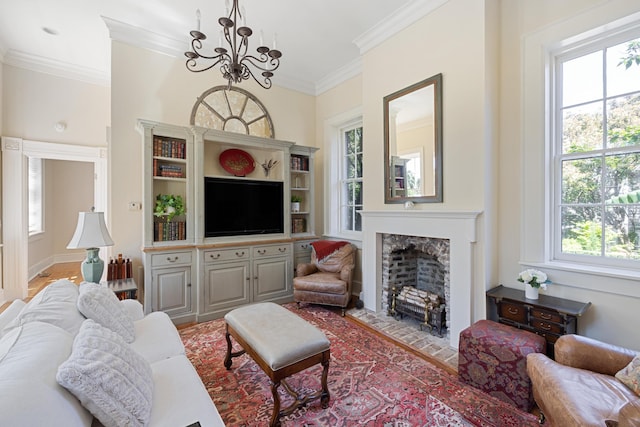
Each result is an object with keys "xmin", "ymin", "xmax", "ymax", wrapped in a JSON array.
[{"xmin": 190, "ymin": 86, "xmax": 275, "ymax": 138}]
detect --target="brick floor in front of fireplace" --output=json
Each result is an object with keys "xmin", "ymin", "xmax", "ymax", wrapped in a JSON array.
[{"xmin": 347, "ymin": 306, "xmax": 458, "ymax": 371}]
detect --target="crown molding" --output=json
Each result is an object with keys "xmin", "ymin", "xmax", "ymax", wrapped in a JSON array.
[
  {"xmin": 102, "ymin": 16, "xmax": 187, "ymax": 58},
  {"xmin": 3, "ymin": 50, "xmax": 109, "ymax": 86},
  {"xmin": 354, "ymin": 0, "xmax": 450, "ymax": 54},
  {"xmin": 315, "ymin": 58, "xmax": 362, "ymax": 95}
]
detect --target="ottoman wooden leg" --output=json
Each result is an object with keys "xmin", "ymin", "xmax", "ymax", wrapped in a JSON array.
[
  {"xmin": 224, "ymin": 324, "xmax": 246, "ymax": 370},
  {"xmin": 270, "ymin": 381, "xmax": 282, "ymax": 427},
  {"xmin": 320, "ymin": 356, "xmax": 330, "ymax": 408}
]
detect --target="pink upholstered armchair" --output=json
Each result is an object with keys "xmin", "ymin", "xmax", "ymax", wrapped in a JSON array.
[{"xmin": 293, "ymin": 241, "xmax": 356, "ymax": 316}]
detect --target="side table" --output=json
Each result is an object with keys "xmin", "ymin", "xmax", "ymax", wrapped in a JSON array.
[
  {"xmin": 101, "ymin": 278, "xmax": 138, "ymax": 300},
  {"xmin": 486, "ymin": 284, "xmax": 591, "ymax": 358}
]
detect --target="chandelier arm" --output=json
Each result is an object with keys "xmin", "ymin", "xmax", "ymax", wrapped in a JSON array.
[
  {"xmin": 242, "ymin": 55, "xmax": 280, "ymax": 73},
  {"xmin": 243, "ymin": 66, "xmax": 272, "ymax": 89},
  {"xmin": 186, "ymin": 56, "xmax": 227, "ymax": 73}
]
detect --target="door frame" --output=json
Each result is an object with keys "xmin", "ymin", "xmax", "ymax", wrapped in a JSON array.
[{"xmin": 1, "ymin": 137, "xmax": 108, "ymax": 301}]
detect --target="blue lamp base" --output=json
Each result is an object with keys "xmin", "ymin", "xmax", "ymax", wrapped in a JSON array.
[{"xmin": 81, "ymin": 248, "xmax": 104, "ymax": 283}]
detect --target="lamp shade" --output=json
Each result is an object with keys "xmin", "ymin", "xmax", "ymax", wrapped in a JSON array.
[{"xmin": 67, "ymin": 211, "xmax": 114, "ymax": 249}]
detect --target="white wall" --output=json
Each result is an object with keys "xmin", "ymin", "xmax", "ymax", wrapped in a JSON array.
[
  {"xmin": 499, "ymin": 0, "xmax": 640, "ymax": 350},
  {"xmin": 109, "ymin": 41, "xmax": 316, "ymax": 269},
  {"xmin": 2, "ymin": 65, "xmax": 109, "ymax": 146}
]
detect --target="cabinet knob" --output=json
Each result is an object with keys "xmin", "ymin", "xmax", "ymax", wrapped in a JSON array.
[
  {"xmin": 539, "ymin": 312, "xmax": 552, "ymax": 320},
  {"xmin": 539, "ymin": 322, "xmax": 551, "ymax": 331},
  {"xmin": 508, "ymin": 307, "xmax": 519, "ymax": 315},
  {"xmin": 246, "ymin": 277, "xmax": 250, "ymax": 281},
  {"xmin": 279, "ymin": 247, "xmax": 286, "ymax": 253},
  {"xmin": 187, "ymin": 283, "xmax": 191, "ymax": 287},
  {"xmin": 167, "ymin": 256, "xmax": 179, "ymax": 263},
  {"xmin": 236, "ymin": 251, "xmax": 245, "ymax": 257},
  {"xmin": 258, "ymin": 249, "xmax": 266, "ymax": 255},
  {"xmin": 210, "ymin": 253, "xmax": 221, "ymax": 259},
  {"xmin": 254, "ymin": 276, "xmax": 258, "ymax": 280}
]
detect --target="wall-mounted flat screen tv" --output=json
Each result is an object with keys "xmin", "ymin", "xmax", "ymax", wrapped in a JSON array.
[{"xmin": 204, "ymin": 177, "xmax": 284, "ymax": 237}]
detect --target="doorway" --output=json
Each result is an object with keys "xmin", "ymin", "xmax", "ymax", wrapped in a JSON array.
[{"xmin": 1, "ymin": 137, "xmax": 108, "ymax": 302}]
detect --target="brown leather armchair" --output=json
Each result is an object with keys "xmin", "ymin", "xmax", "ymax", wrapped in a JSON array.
[
  {"xmin": 293, "ymin": 241, "xmax": 356, "ymax": 316},
  {"xmin": 527, "ymin": 334, "xmax": 640, "ymax": 427}
]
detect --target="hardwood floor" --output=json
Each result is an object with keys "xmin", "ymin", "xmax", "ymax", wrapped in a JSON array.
[{"xmin": 0, "ymin": 262, "xmax": 82, "ymax": 313}]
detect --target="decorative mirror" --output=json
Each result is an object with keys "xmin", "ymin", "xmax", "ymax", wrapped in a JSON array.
[
  {"xmin": 190, "ymin": 86, "xmax": 275, "ymax": 138},
  {"xmin": 384, "ymin": 73, "xmax": 442, "ymax": 203}
]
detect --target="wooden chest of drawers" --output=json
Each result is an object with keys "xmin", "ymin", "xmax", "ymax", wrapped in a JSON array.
[{"xmin": 487, "ymin": 285, "xmax": 591, "ymax": 358}]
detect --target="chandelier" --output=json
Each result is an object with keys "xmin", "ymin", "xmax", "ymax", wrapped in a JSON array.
[{"xmin": 184, "ymin": 0, "xmax": 282, "ymax": 89}]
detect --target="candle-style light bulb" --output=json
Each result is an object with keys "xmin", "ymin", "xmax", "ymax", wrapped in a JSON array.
[
  {"xmin": 219, "ymin": 30, "xmax": 223, "ymax": 47},
  {"xmin": 196, "ymin": 9, "xmax": 201, "ymax": 32},
  {"xmin": 273, "ymin": 33, "xmax": 278, "ymax": 50},
  {"xmin": 241, "ymin": 6, "xmax": 246, "ymax": 27},
  {"xmin": 260, "ymin": 30, "xmax": 264, "ymax": 47},
  {"xmin": 225, "ymin": 0, "xmax": 230, "ymax": 16}
]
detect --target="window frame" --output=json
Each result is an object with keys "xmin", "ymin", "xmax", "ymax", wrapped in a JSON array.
[
  {"xmin": 324, "ymin": 108, "xmax": 363, "ymax": 241},
  {"xmin": 551, "ymin": 28, "xmax": 640, "ymax": 270}
]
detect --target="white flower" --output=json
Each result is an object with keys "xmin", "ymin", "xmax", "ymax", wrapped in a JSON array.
[{"xmin": 518, "ymin": 269, "xmax": 551, "ymax": 289}]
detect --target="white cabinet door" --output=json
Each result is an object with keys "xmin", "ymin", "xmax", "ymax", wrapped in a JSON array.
[
  {"xmin": 253, "ymin": 256, "xmax": 290, "ymax": 302},
  {"xmin": 152, "ymin": 267, "xmax": 191, "ymax": 317},
  {"xmin": 203, "ymin": 261, "xmax": 250, "ymax": 314}
]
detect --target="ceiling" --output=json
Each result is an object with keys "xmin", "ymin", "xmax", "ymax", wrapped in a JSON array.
[{"xmin": 0, "ymin": 0, "xmax": 445, "ymax": 94}]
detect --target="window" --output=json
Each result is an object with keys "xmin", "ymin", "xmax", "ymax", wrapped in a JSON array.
[
  {"xmin": 554, "ymin": 33, "xmax": 640, "ymax": 266},
  {"xmin": 341, "ymin": 124, "xmax": 363, "ymax": 233},
  {"xmin": 28, "ymin": 157, "xmax": 44, "ymax": 235}
]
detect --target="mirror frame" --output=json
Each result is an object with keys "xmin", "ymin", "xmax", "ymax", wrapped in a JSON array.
[{"xmin": 383, "ymin": 73, "xmax": 443, "ymax": 204}]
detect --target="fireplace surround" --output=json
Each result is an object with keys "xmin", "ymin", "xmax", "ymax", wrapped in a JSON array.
[{"xmin": 360, "ymin": 210, "xmax": 481, "ymax": 348}]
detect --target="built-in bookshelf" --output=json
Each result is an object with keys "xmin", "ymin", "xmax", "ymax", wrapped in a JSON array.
[{"xmin": 290, "ymin": 147, "xmax": 318, "ymax": 237}]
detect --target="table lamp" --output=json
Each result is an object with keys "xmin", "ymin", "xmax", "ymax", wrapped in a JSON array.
[{"xmin": 67, "ymin": 208, "xmax": 114, "ymax": 283}]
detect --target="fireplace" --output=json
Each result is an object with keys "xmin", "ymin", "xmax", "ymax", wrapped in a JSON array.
[
  {"xmin": 382, "ymin": 234, "xmax": 450, "ymax": 336},
  {"xmin": 360, "ymin": 210, "xmax": 480, "ymax": 348}
]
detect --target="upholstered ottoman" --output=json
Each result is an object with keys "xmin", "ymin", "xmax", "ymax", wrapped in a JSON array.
[
  {"xmin": 224, "ymin": 302, "xmax": 331, "ymax": 427},
  {"xmin": 458, "ymin": 319, "xmax": 545, "ymax": 412}
]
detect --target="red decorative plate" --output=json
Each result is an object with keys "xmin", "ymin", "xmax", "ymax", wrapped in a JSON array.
[{"xmin": 219, "ymin": 149, "xmax": 255, "ymax": 177}]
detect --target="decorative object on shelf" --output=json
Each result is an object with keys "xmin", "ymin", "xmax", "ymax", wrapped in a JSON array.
[
  {"xmin": 154, "ymin": 194, "xmax": 185, "ymax": 222},
  {"xmin": 191, "ymin": 86, "xmax": 274, "ymax": 138},
  {"xmin": 260, "ymin": 158, "xmax": 278, "ymax": 177},
  {"xmin": 517, "ymin": 268, "xmax": 551, "ymax": 300},
  {"xmin": 219, "ymin": 148, "xmax": 255, "ymax": 176},
  {"xmin": 291, "ymin": 195, "xmax": 302, "ymax": 213},
  {"xmin": 184, "ymin": 0, "xmax": 282, "ymax": 90},
  {"xmin": 67, "ymin": 208, "xmax": 115, "ymax": 283}
]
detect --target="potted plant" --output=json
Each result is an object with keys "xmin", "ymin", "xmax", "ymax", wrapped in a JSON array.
[
  {"xmin": 517, "ymin": 268, "xmax": 551, "ymax": 300},
  {"xmin": 291, "ymin": 195, "xmax": 302, "ymax": 213},
  {"xmin": 154, "ymin": 194, "xmax": 185, "ymax": 222}
]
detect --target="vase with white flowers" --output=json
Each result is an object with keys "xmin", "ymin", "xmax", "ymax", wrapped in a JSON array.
[{"xmin": 517, "ymin": 268, "xmax": 551, "ymax": 300}]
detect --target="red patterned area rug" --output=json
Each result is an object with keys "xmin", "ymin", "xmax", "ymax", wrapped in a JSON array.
[{"xmin": 179, "ymin": 304, "xmax": 538, "ymax": 426}]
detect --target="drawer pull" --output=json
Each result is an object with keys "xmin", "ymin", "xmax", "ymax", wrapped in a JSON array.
[
  {"xmin": 301, "ymin": 244, "xmax": 308, "ymax": 249},
  {"xmin": 235, "ymin": 251, "xmax": 245, "ymax": 257},
  {"xmin": 258, "ymin": 249, "xmax": 266, "ymax": 255},
  {"xmin": 279, "ymin": 247, "xmax": 287, "ymax": 253},
  {"xmin": 209, "ymin": 253, "xmax": 221, "ymax": 259},
  {"xmin": 166, "ymin": 256, "xmax": 179, "ymax": 263},
  {"xmin": 539, "ymin": 322, "xmax": 551, "ymax": 331},
  {"xmin": 539, "ymin": 312, "xmax": 553, "ymax": 320},
  {"xmin": 507, "ymin": 307, "xmax": 519, "ymax": 315}
]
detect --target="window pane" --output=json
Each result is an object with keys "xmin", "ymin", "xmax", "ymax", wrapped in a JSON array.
[
  {"xmin": 352, "ymin": 181, "xmax": 362, "ymax": 205},
  {"xmin": 607, "ymin": 38, "xmax": 640, "ymax": 97},
  {"xmin": 607, "ymin": 94, "xmax": 640, "ymax": 148},
  {"xmin": 605, "ymin": 206, "xmax": 640, "ymax": 260},
  {"xmin": 345, "ymin": 129, "xmax": 356, "ymax": 154},
  {"xmin": 562, "ymin": 158, "xmax": 602, "ymax": 204},
  {"xmin": 563, "ymin": 51, "xmax": 602, "ymax": 106},
  {"xmin": 345, "ymin": 154, "xmax": 356, "ymax": 179},
  {"xmin": 604, "ymin": 153, "xmax": 640, "ymax": 201},
  {"xmin": 342, "ymin": 206, "xmax": 354, "ymax": 231},
  {"xmin": 354, "ymin": 127, "xmax": 363, "ymax": 154},
  {"xmin": 354, "ymin": 210, "xmax": 362, "ymax": 232},
  {"xmin": 356, "ymin": 153, "xmax": 363, "ymax": 178},
  {"xmin": 561, "ymin": 206, "xmax": 603, "ymax": 256},
  {"xmin": 562, "ymin": 102, "xmax": 603, "ymax": 153}
]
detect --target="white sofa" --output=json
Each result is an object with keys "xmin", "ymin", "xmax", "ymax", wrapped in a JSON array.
[{"xmin": 0, "ymin": 279, "xmax": 225, "ymax": 427}]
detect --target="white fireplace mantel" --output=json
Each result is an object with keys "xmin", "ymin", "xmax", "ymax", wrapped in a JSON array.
[{"xmin": 360, "ymin": 210, "xmax": 481, "ymax": 348}]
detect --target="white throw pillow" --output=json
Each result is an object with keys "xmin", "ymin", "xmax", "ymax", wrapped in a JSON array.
[
  {"xmin": 1, "ymin": 279, "xmax": 85, "ymax": 336},
  {"xmin": 77, "ymin": 282, "xmax": 135, "ymax": 343},
  {"xmin": 57, "ymin": 319, "xmax": 153, "ymax": 427},
  {"xmin": 0, "ymin": 322, "xmax": 93, "ymax": 427}
]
